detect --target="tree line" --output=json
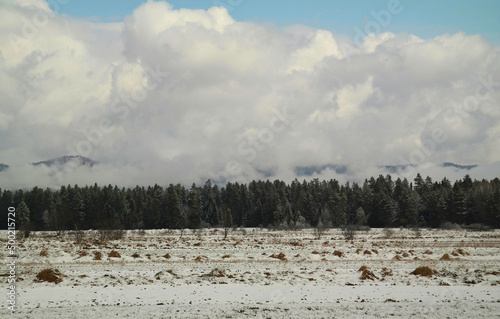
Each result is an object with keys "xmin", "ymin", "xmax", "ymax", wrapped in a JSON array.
[{"xmin": 1, "ymin": 174, "xmax": 499, "ymax": 232}]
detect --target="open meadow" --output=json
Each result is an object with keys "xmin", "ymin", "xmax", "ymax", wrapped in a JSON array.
[{"xmin": 2, "ymin": 228, "xmax": 500, "ymax": 318}]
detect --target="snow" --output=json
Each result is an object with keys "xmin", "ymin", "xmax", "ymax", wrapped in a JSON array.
[{"xmin": 1, "ymin": 228, "xmax": 500, "ymax": 318}]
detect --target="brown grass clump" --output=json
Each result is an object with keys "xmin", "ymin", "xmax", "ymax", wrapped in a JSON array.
[
  {"xmin": 39, "ymin": 248, "xmax": 49, "ymax": 257},
  {"xmin": 108, "ymin": 250, "xmax": 121, "ymax": 258},
  {"xmin": 440, "ymin": 253, "xmax": 453, "ymax": 261},
  {"xmin": 359, "ymin": 268, "xmax": 378, "ymax": 281},
  {"xmin": 363, "ymin": 250, "xmax": 372, "ymax": 255},
  {"xmin": 311, "ymin": 250, "xmax": 320, "ymax": 254},
  {"xmin": 193, "ymin": 242, "xmax": 202, "ymax": 247},
  {"xmin": 411, "ymin": 266, "xmax": 437, "ymax": 277},
  {"xmin": 393, "ymin": 255, "xmax": 402, "ymax": 261},
  {"xmin": 131, "ymin": 252, "xmax": 141, "ymax": 258},
  {"xmin": 78, "ymin": 250, "xmax": 88, "ymax": 257},
  {"xmin": 372, "ymin": 249, "xmax": 379, "ymax": 254},
  {"xmin": 36, "ymin": 268, "xmax": 64, "ymax": 284},
  {"xmin": 163, "ymin": 253, "xmax": 171, "ymax": 259},
  {"xmin": 289, "ymin": 240, "xmax": 303, "ymax": 247},
  {"xmin": 222, "ymin": 255, "xmax": 231, "ymax": 259},
  {"xmin": 358, "ymin": 265, "xmax": 368, "ymax": 272},
  {"xmin": 424, "ymin": 250, "xmax": 433, "ymax": 255},
  {"xmin": 333, "ymin": 250, "xmax": 343, "ymax": 257},
  {"xmin": 402, "ymin": 252, "xmax": 409, "ymax": 258},
  {"xmin": 356, "ymin": 248, "xmax": 363, "ymax": 254},
  {"xmin": 93, "ymin": 251, "xmax": 102, "ymax": 260}
]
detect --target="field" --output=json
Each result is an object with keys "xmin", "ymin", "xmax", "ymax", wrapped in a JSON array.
[{"xmin": 1, "ymin": 228, "xmax": 500, "ymax": 318}]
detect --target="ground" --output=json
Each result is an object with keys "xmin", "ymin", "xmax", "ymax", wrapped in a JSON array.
[{"xmin": 1, "ymin": 228, "xmax": 500, "ymax": 318}]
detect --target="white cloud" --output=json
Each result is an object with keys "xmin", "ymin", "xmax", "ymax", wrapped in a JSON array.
[{"xmin": 0, "ymin": 0, "xmax": 499, "ymax": 189}]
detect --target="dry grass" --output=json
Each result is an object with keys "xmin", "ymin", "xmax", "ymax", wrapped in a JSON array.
[
  {"xmin": 131, "ymin": 252, "xmax": 141, "ymax": 259},
  {"xmin": 363, "ymin": 250, "xmax": 372, "ymax": 255},
  {"xmin": 78, "ymin": 250, "xmax": 88, "ymax": 258},
  {"xmin": 163, "ymin": 253, "xmax": 171, "ymax": 259},
  {"xmin": 411, "ymin": 266, "xmax": 438, "ymax": 277},
  {"xmin": 333, "ymin": 250, "xmax": 343, "ymax": 257},
  {"xmin": 222, "ymin": 254, "xmax": 231, "ymax": 259},
  {"xmin": 36, "ymin": 268, "xmax": 64, "ymax": 284},
  {"xmin": 359, "ymin": 266, "xmax": 378, "ymax": 280}
]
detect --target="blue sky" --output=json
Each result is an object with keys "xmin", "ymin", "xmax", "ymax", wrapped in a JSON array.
[{"xmin": 54, "ymin": 0, "xmax": 500, "ymax": 44}]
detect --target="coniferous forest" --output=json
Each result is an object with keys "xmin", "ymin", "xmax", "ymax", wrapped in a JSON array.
[{"xmin": 1, "ymin": 174, "xmax": 499, "ymax": 232}]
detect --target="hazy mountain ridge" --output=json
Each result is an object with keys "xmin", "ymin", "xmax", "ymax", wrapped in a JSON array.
[{"xmin": 32, "ymin": 155, "xmax": 97, "ymax": 168}]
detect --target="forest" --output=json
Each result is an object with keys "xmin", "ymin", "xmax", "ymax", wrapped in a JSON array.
[{"xmin": 1, "ymin": 173, "xmax": 499, "ymax": 232}]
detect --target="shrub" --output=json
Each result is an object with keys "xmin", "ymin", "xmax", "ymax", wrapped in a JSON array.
[
  {"xmin": 441, "ymin": 222, "xmax": 461, "ymax": 230},
  {"xmin": 383, "ymin": 228, "xmax": 394, "ymax": 238},
  {"xmin": 131, "ymin": 252, "xmax": 140, "ymax": 258},
  {"xmin": 333, "ymin": 250, "xmax": 343, "ymax": 257},
  {"xmin": 163, "ymin": 253, "xmax": 171, "ymax": 259},
  {"xmin": 342, "ymin": 225, "xmax": 356, "ymax": 240}
]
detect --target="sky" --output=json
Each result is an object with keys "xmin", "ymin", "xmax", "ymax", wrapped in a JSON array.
[{"xmin": 0, "ymin": 0, "xmax": 499, "ymax": 189}]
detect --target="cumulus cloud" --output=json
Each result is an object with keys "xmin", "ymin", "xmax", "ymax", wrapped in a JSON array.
[{"xmin": 0, "ymin": 0, "xmax": 499, "ymax": 189}]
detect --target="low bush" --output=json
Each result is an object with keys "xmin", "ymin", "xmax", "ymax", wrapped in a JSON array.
[{"xmin": 36, "ymin": 268, "xmax": 64, "ymax": 284}]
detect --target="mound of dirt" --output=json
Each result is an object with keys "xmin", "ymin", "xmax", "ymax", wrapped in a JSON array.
[
  {"xmin": 411, "ymin": 266, "xmax": 437, "ymax": 277},
  {"xmin": 108, "ymin": 250, "xmax": 121, "ymax": 258},
  {"xmin": 36, "ymin": 268, "xmax": 64, "ymax": 284},
  {"xmin": 440, "ymin": 253, "xmax": 453, "ymax": 261}
]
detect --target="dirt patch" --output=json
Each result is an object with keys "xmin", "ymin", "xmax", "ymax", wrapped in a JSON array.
[
  {"xmin": 36, "ymin": 268, "xmax": 64, "ymax": 284},
  {"xmin": 411, "ymin": 266, "xmax": 438, "ymax": 277}
]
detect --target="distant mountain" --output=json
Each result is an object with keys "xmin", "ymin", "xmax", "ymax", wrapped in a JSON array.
[
  {"xmin": 32, "ymin": 155, "xmax": 97, "ymax": 168},
  {"xmin": 0, "ymin": 163, "xmax": 8, "ymax": 172},
  {"xmin": 294, "ymin": 164, "xmax": 348, "ymax": 176},
  {"xmin": 442, "ymin": 162, "xmax": 477, "ymax": 170}
]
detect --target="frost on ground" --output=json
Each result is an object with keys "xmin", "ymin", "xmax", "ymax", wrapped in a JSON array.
[{"xmin": 1, "ymin": 228, "xmax": 500, "ymax": 318}]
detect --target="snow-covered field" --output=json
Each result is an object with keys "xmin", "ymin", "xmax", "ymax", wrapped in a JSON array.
[{"xmin": 2, "ymin": 228, "xmax": 500, "ymax": 318}]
